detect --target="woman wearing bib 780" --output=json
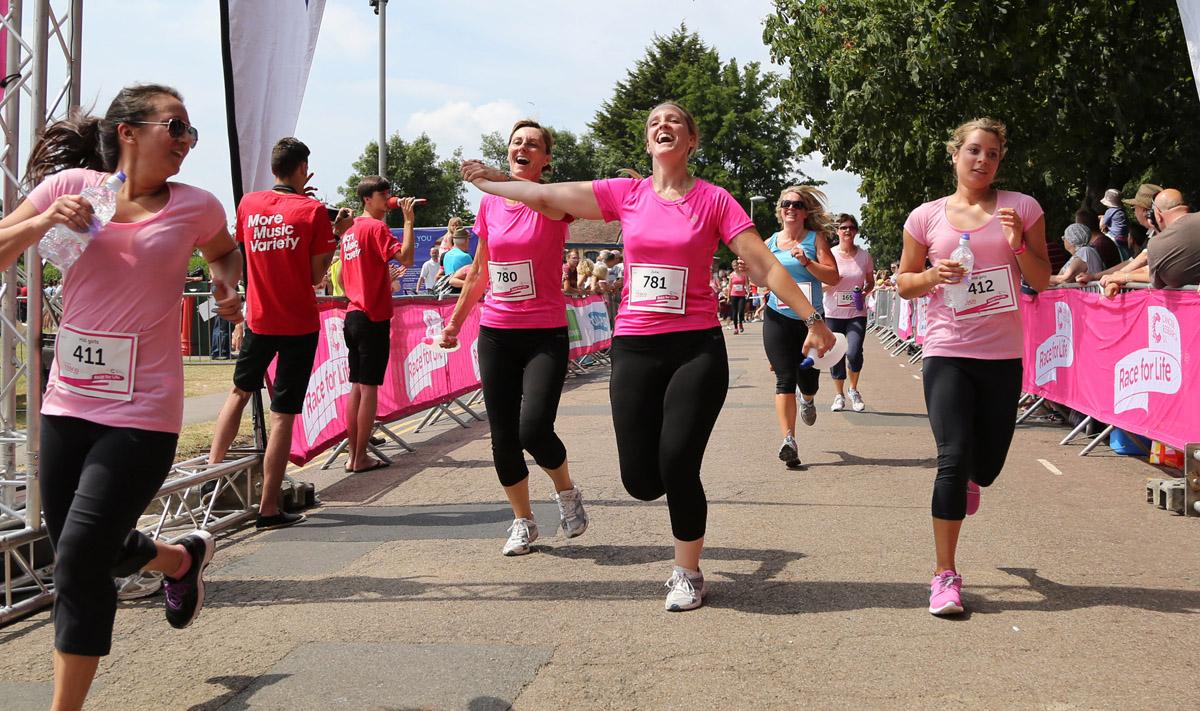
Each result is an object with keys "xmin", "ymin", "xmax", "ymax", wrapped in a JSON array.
[
  {"xmin": 463, "ymin": 102, "xmax": 835, "ymax": 612},
  {"xmin": 897, "ymin": 118, "xmax": 1049, "ymax": 616},
  {"xmin": 440, "ymin": 119, "xmax": 587, "ymax": 557}
]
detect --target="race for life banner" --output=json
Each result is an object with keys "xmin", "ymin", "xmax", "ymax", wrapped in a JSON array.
[
  {"xmin": 277, "ymin": 295, "xmax": 613, "ymax": 464},
  {"xmin": 220, "ymin": 0, "xmax": 326, "ymax": 195},
  {"xmin": 566, "ymin": 296, "xmax": 612, "ymax": 359},
  {"xmin": 1180, "ymin": 1, "xmax": 1200, "ymax": 102},
  {"xmin": 1021, "ymin": 288, "xmax": 1200, "ymax": 449},
  {"xmin": 914, "ymin": 296, "xmax": 930, "ymax": 345},
  {"xmin": 897, "ymin": 297, "xmax": 914, "ymax": 340}
]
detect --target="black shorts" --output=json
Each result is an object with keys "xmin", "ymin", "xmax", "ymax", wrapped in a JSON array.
[
  {"xmin": 344, "ymin": 310, "xmax": 391, "ymax": 385},
  {"xmin": 232, "ymin": 328, "xmax": 319, "ymax": 414}
]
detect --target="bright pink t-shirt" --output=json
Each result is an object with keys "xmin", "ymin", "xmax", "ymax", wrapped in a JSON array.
[
  {"xmin": 475, "ymin": 194, "xmax": 569, "ymax": 329},
  {"xmin": 29, "ymin": 168, "xmax": 225, "ymax": 433},
  {"xmin": 823, "ymin": 247, "xmax": 875, "ymax": 319},
  {"xmin": 593, "ymin": 177, "xmax": 754, "ymax": 336},
  {"xmin": 729, "ymin": 273, "xmax": 748, "ymax": 297},
  {"xmin": 903, "ymin": 190, "xmax": 1044, "ymax": 359}
]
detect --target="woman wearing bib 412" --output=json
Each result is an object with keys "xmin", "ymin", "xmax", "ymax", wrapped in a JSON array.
[
  {"xmin": 897, "ymin": 118, "xmax": 1049, "ymax": 615},
  {"xmin": 463, "ymin": 102, "xmax": 835, "ymax": 612},
  {"xmin": 440, "ymin": 120, "xmax": 587, "ymax": 556}
]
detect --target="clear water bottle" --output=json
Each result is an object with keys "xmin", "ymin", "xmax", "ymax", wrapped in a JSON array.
[
  {"xmin": 942, "ymin": 233, "xmax": 975, "ymax": 311},
  {"xmin": 39, "ymin": 170, "xmax": 127, "ymax": 270}
]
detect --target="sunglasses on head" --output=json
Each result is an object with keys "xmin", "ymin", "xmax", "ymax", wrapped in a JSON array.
[
  {"xmin": 779, "ymin": 199, "xmax": 807, "ymax": 210},
  {"xmin": 130, "ymin": 117, "xmax": 199, "ymax": 147},
  {"xmin": 838, "ymin": 224, "xmax": 857, "ymax": 231}
]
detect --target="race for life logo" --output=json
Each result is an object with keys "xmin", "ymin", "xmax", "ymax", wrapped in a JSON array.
[
  {"xmin": 301, "ymin": 316, "xmax": 351, "ymax": 445},
  {"xmin": 404, "ymin": 309, "xmax": 449, "ymax": 400},
  {"xmin": 470, "ymin": 336, "xmax": 480, "ymax": 381},
  {"xmin": 1113, "ymin": 305, "xmax": 1182, "ymax": 413},
  {"xmin": 1035, "ymin": 301, "xmax": 1074, "ymax": 385}
]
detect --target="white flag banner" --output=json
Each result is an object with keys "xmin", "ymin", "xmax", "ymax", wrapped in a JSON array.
[
  {"xmin": 1180, "ymin": 0, "xmax": 1200, "ymax": 102},
  {"xmin": 220, "ymin": 0, "xmax": 326, "ymax": 197}
]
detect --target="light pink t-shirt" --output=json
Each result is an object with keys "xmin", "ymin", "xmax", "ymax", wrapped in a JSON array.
[
  {"xmin": 593, "ymin": 177, "xmax": 754, "ymax": 336},
  {"xmin": 823, "ymin": 247, "xmax": 875, "ymax": 319},
  {"xmin": 475, "ymin": 194, "xmax": 569, "ymax": 329},
  {"xmin": 29, "ymin": 168, "xmax": 225, "ymax": 433},
  {"xmin": 903, "ymin": 190, "xmax": 1044, "ymax": 359}
]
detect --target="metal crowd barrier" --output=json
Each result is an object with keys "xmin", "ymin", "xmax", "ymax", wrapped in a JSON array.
[{"xmin": 869, "ymin": 289, "xmax": 922, "ymax": 363}]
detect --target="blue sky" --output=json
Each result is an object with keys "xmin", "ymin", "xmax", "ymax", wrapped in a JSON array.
[{"xmin": 64, "ymin": 0, "xmax": 862, "ymax": 222}]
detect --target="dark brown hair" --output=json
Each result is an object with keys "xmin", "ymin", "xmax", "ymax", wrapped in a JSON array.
[
  {"xmin": 509, "ymin": 119, "xmax": 554, "ymax": 155},
  {"xmin": 356, "ymin": 175, "xmax": 391, "ymax": 204},
  {"xmin": 271, "ymin": 137, "xmax": 310, "ymax": 179}
]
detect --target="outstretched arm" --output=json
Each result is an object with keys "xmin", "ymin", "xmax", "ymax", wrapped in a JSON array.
[
  {"xmin": 462, "ymin": 161, "xmax": 603, "ymax": 221},
  {"xmin": 731, "ymin": 230, "xmax": 835, "ymax": 356}
]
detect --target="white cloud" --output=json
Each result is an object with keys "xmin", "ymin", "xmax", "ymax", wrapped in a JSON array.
[
  {"xmin": 315, "ymin": 3, "xmax": 376, "ymax": 61},
  {"xmin": 404, "ymin": 100, "xmax": 525, "ymax": 156}
]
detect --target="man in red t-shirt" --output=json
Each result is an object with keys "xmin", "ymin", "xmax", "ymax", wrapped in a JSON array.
[
  {"xmin": 339, "ymin": 176, "xmax": 417, "ymax": 472},
  {"xmin": 208, "ymin": 137, "xmax": 352, "ymax": 530}
]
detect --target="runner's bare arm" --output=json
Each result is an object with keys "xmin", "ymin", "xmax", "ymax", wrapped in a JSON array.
[
  {"xmin": 0, "ymin": 196, "xmax": 93, "ymax": 270},
  {"xmin": 387, "ymin": 197, "xmax": 418, "ymax": 267},
  {"xmin": 806, "ymin": 230, "xmax": 841, "ymax": 285},
  {"xmin": 201, "ymin": 227, "xmax": 244, "ymax": 323},
  {"xmin": 1006, "ymin": 212, "xmax": 1050, "ymax": 292},
  {"xmin": 863, "ymin": 254, "xmax": 877, "ymax": 295},
  {"xmin": 443, "ymin": 241, "xmax": 490, "ymax": 344},
  {"xmin": 730, "ymin": 229, "xmax": 835, "ymax": 355},
  {"xmin": 896, "ymin": 230, "xmax": 963, "ymax": 299},
  {"xmin": 463, "ymin": 161, "xmax": 602, "ymax": 221}
]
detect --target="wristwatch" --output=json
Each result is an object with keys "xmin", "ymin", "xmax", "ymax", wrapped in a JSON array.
[{"xmin": 804, "ymin": 311, "xmax": 824, "ymax": 327}]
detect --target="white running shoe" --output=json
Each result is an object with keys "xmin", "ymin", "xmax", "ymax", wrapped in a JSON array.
[
  {"xmin": 777, "ymin": 434, "xmax": 800, "ymax": 467},
  {"xmin": 830, "ymin": 394, "xmax": 846, "ymax": 412},
  {"xmin": 116, "ymin": 571, "xmax": 163, "ymax": 601},
  {"xmin": 799, "ymin": 397, "xmax": 817, "ymax": 426},
  {"xmin": 502, "ymin": 517, "xmax": 539, "ymax": 556},
  {"xmin": 848, "ymin": 388, "xmax": 866, "ymax": 412},
  {"xmin": 664, "ymin": 568, "xmax": 705, "ymax": 612},
  {"xmin": 554, "ymin": 487, "xmax": 589, "ymax": 538}
]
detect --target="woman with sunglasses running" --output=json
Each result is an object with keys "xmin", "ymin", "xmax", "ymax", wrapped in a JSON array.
[
  {"xmin": 897, "ymin": 118, "xmax": 1049, "ymax": 616},
  {"xmin": 824, "ymin": 213, "xmax": 875, "ymax": 413},
  {"xmin": 0, "ymin": 85, "xmax": 242, "ymax": 710},
  {"xmin": 463, "ymin": 102, "xmax": 834, "ymax": 612},
  {"xmin": 440, "ymin": 119, "xmax": 587, "ymax": 557},
  {"xmin": 762, "ymin": 187, "xmax": 839, "ymax": 469}
]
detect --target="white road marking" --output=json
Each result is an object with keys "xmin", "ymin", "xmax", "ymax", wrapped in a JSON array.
[
  {"xmin": 1038, "ymin": 459, "xmax": 1063, "ymax": 476},
  {"xmin": 899, "ymin": 364, "xmax": 906, "ymax": 368},
  {"xmin": 912, "ymin": 375, "xmax": 920, "ymax": 380}
]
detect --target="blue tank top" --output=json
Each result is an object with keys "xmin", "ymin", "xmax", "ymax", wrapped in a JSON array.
[{"xmin": 766, "ymin": 230, "xmax": 823, "ymax": 318}]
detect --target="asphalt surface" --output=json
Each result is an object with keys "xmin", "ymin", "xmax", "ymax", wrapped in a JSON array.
[{"xmin": 2, "ymin": 319, "xmax": 1197, "ymax": 710}]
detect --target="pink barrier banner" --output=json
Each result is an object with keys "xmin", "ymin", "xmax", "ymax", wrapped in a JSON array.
[
  {"xmin": 276, "ymin": 295, "xmax": 612, "ymax": 465},
  {"xmin": 897, "ymin": 297, "xmax": 914, "ymax": 339},
  {"xmin": 1021, "ymin": 288, "xmax": 1200, "ymax": 449},
  {"xmin": 914, "ymin": 296, "xmax": 930, "ymax": 345},
  {"xmin": 566, "ymin": 296, "xmax": 612, "ymax": 359}
]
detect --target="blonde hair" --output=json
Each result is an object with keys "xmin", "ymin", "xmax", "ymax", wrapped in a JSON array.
[
  {"xmin": 776, "ymin": 185, "xmax": 833, "ymax": 234},
  {"xmin": 577, "ymin": 258, "xmax": 594, "ymax": 278},
  {"xmin": 945, "ymin": 118, "xmax": 1008, "ymax": 159}
]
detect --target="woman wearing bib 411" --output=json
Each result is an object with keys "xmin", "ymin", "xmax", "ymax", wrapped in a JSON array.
[
  {"xmin": 440, "ymin": 120, "xmax": 588, "ymax": 556},
  {"xmin": 463, "ymin": 102, "xmax": 835, "ymax": 611},
  {"xmin": 897, "ymin": 118, "xmax": 1049, "ymax": 616}
]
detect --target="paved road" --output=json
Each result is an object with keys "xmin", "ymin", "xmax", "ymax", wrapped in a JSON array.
[{"xmin": 2, "ymin": 321, "xmax": 1198, "ymax": 710}]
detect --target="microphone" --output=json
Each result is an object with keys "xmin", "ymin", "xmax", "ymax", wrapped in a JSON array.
[{"xmin": 386, "ymin": 197, "xmax": 427, "ymax": 209}]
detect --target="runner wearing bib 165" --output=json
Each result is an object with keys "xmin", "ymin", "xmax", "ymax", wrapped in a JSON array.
[
  {"xmin": 462, "ymin": 102, "xmax": 835, "ymax": 613},
  {"xmin": 824, "ymin": 213, "xmax": 875, "ymax": 413},
  {"xmin": 897, "ymin": 118, "xmax": 1050, "ymax": 617}
]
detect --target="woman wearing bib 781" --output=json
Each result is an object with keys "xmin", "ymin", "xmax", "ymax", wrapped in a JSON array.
[
  {"xmin": 897, "ymin": 118, "xmax": 1049, "ymax": 616},
  {"xmin": 462, "ymin": 102, "xmax": 835, "ymax": 612},
  {"xmin": 440, "ymin": 120, "xmax": 587, "ymax": 557}
]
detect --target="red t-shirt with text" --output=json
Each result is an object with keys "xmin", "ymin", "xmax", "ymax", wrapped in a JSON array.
[
  {"xmin": 235, "ymin": 190, "xmax": 336, "ymax": 335},
  {"xmin": 339, "ymin": 216, "xmax": 398, "ymax": 321}
]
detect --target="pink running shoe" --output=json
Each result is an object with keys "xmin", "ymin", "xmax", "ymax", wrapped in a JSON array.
[
  {"xmin": 928, "ymin": 570, "xmax": 964, "ymax": 615},
  {"xmin": 966, "ymin": 481, "xmax": 981, "ymax": 516}
]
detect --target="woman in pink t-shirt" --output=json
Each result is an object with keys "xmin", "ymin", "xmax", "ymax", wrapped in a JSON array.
[
  {"xmin": 824, "ymin": 213, "xmax": 875, "ymax": 413},
  {"xmin": 896, "ymin": 118, "xmax": 1050, "ymax": 617},
  {"xmin": 441, "ymin": 120, "xmax": 587, "ymax": 557},
  {"xmin": 0, "ymin": 85, "xmax": 243, "ymax": 710},
  {"xmin": 728, "ymin": 259, "xmax": 750, "ymax": 334},
  {"xmin": 463, "ymin": 102, "xmax": 835, "ymax": 612}
]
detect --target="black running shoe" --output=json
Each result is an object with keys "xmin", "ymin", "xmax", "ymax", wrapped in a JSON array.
[
  {"xmin": 255, "ymin": 510, "xmax": 307, "ymax": 531},
  {"xmin": 163, "ymin": 530, "xmax": 214, "ymax": 629}
]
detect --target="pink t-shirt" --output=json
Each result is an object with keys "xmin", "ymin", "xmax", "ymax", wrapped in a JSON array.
[
  {"xmin": 593, "ymin": 177, "xmax": 754, "ymax": 336},
  {"xmin": 903, "ymin": 190, "xmax": 1044, "ymax": 359},
  {"xmin": 475, "ymin": 194, "xmax": 569, "ymax": 329},
  {"xmin": 29, "ymin": 168, "xmax": 225, "ymax": 433},
  {"xmin": 823, "ymin": 247, "xmax": 875, "ymax": 319}
]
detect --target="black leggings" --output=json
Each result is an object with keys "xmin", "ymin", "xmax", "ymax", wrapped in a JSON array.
[
  {"xmin": 762, "ymin": 307, "xmax": 820, "ymax": 396},
  {"xmin": 610, "ymin": 328, "xmax": 728, "ymax": 542},
  {"xmin": 729, "ymin": 296, "xmax": 746, "ymax": 328},
  {"xmin": 826, "ymin": 316, "xmax": 867, "ymax": 381},
  {"xmin": 922, "ymin": 356, "xmax": 1023, "ymax": 520},
  {"xmin": 39, "ymin": 414, "xmax": 179, "ymax": 656},
  {"xmin": 477, "ymin": 325, "xmax": 569, "ymax": 487}
]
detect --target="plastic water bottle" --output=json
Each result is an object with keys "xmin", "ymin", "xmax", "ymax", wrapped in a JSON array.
[
  {"xmin": 800, "ymin": 332, "xmax": 848, "ymax": 369},
  {"xmin": 942, "ymin": 233, "xmax": 975, "ymax": 311},
  {"xmin": 39, "ymin": 170, "xmax": 126, "ymax": 269}
]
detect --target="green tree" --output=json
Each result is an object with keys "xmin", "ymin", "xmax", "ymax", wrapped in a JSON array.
[
  {"xmin": 764, "ymin": 0, "xmax": 1200, "ymax": 266},
  {"xmin": 337, "ymin": 133, "xmax": 474, "ymax": 228},
  {"xmin": 479, "ymin": 126, "xmax": 605, "ymax": 182},
  {"xmin": 589, "ymin": 25, "xmax": 810, "ymax": 237}
]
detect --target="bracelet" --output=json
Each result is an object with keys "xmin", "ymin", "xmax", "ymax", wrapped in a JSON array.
[{"xmin": 1012, "ymin": 241, "xmax": 1027, "ymax": 256}]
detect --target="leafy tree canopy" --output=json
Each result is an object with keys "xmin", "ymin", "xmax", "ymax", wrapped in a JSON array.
[{"xmin": 337, "ymin": 133, "xmax": 474, "ymax": 228}]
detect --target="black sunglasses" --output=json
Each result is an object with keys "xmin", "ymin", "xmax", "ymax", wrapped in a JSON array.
[
  {"xmin": 130, "ymin": 118, "xmax": 199, "ymax": 147},
  {"xmin": 779, "ymin": 199, "xmax": 807, "ymax": 210},
  {"xmin": 837, "ymin": 224, "xmax": 857, "ymax": 231}
]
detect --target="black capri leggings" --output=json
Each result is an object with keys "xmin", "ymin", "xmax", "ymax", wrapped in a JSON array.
[
  {"xmin": 922, "ymin": 356, "xmax": 1023, "ymax": 520},
  {"xmin": 39, "ymin": 414, "xmax": 179, "ymax": 656},
  {"xmin": 610, "ymin": 328, "xmax": 728, "ymax": 542},
  {"xmin": 826, "ymin": 316, "xmax": 867, "ymax": 381},
  {"xmin": 762, "ymin": 306, "xmax": 820, "ymax": 396},
  {"xmin": 729, "ymin": 296, "xmax": 747, "ymax": 329},
  {"xmin": 477, "ymin": 325, "xmax": 569, "ymax": 487}
]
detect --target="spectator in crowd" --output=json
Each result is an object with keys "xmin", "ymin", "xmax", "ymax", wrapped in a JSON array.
[
  {"xmin": 440, "ymin": 228, "xmax": 473, "ymax": 294},
  {"xmin": 416, "ymin": 245, "xmax": 440, "ymax": 293},
  {"xmin": 388, "ymin": 262, "xmax": 408, "ymax": 295},
  {"xmin": 339, "ymin": 177, "xmax": 418, "ymax": 471},
  {"xmin": 1079, "ymin": 183, "xmax": 1163, "ymax": 286},
  {"xmin": 1100, "ymin": 189, "xmax": 1191, "ymax": 295},
  {"xmin": 603, "ymin": 250, "xmax": 621, "ymax": 324},
  {"xmin": 1075, "ymin": 208, "xmax": 1121, "ymax": 270},
  {"xmin": 438, "ymin": 216, "xmax": 462, "ymax": 257},
  {"xmin": 576, "ymin": 257, "xmax": 596, "ymax": 294},
  {"xmin": 590, "ymin": 258, "xmax": 609, "ymax": 295},
  {"xmin": 562, "ymin": 248, "xmax": 584, "ymax": 295},
  {"xmin": 1100, "ymin": 188, "xmax": 1129, "ymax": 258},
  {"xmin": 1049, "ymin": 224, "xmax": 1105, "ymax": 285}
]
